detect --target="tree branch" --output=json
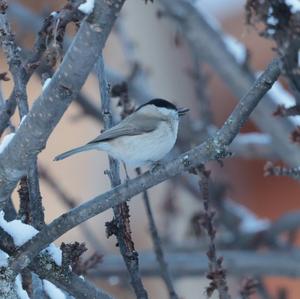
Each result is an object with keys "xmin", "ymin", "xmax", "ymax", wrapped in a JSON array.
[
  {"xmin": 136, "ymin": 168, "xmax": 178, "ymax": 299},
  {"xmin": 97, "ymin": 54, "xmax": 148, "ymax": 299},
  {"xmin": 159, "ymin": 0, "xmax": 300, "ymax": 166},
  {"xmin": 39, "ymin": 165, "xmax": 105, "ymax": 252},
  {"xmin": 0, "ymin": 227, "xmax": 115, "ymax": 299},
  {"xmin": 89, "ymin": 250, "xmax": 300, "ymax": 278},
  {"xmin": 0, "ymin": 4, "xmax": 44, "ymax": 229},
  {"xmin": 0, "ymin": 0, "xmax": 126, "ymax": 206},
  {"xmin": 7, "ymin": 2, "xmax": 153, "ymax": 106},
  {"xmin": 195, "ymin": 166, "xmax": 231, "ymax": 299},
  {"xmin": 230, "ymin": 133, "xmax": 277, "ymax": 160},
  {"xmin": 8, "ymin": 57, "xmax": 281, "ymax": 274}
]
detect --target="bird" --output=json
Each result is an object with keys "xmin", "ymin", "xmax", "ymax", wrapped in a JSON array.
[{"xmin": 54, "ymin": 98, "xmax": 189, "ymax": 175}]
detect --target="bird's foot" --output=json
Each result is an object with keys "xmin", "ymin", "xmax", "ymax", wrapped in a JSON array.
[{"xmin": 149, "ymin": 161, "xmax": 162, "ymax": 174}]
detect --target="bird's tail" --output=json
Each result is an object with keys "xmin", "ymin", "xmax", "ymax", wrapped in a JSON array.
[{"xmin": 54, "ymin": 144, "xmax": 96, "ymax": 161}]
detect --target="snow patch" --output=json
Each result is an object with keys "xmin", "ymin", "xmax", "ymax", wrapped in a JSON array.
[
  {"xmin": 43, "ymin": 280, "xmax": 66, "ymax": 299},
  {"xmin": 267, "ymin": 7, "xmax": 278, "ymax": 26},
  {"xmin": 226, "ymin": 199, "xmax": 270, "ymax": 233},
  {"xmin": 0, "ymin": 250, "xmax": 8, "ymax": 267},
  {"xmin": 234, "ymin": 133, "xmax": 272, "ymax": 146},
  {"xmin": 223, "ymin": 35, "xmax": 247, "ymax": 64},
  {"xmin": 192, "ymin": 2, "xmax": 247, "ymax": 64},
  {"xmin": 268, "ymin": 80, "xmax": 300, "ymax": 125},
  {"xmin": 0, "ymin": 211, "xmax": 38, "ymax": 246},
  {"xmin": 44, "ymin": 244, "xmax": 62, "ymax": 266},
  {"xmin": 0, "ymin": 212, "xmax": 62, "ymax": 266},
  {"xmin": 50, "ymin": 11, "xmax": 58, "ymax": 17},
  {"xmin": 19, "ymin": 116, "xmax": 27, "ymax": 127},
  {"xmin": 195, "ymin": 2, "xmax": 220, "ymax": 31},
  {"xmin": 108, "ymin": 276, "xmax": 120, "ymax": 286},
  {"xmin": 267, "ymin": 16, "xmax": 278, "ymax": 26},
  {"xmin": 0, "ymin": 133, "xmax": 15, "ymax": 154},
  {"xmin": 15, "ymin": 275, "xmax": 30, "ymax": 299},
  {"xmin": 193, "ymin": 0, "xmax": 243, "ymax": 19},
  {"xmin": 78, "ymin": 0, "xmax": 95, "ymax": 15},
  {"xmin": 42, "ymin": 78, "xmax": 51, "ymax": 91},
  {"xmin": 285, "ymin": 0, "xmax": 300, "ymax": 13},
  {"xmin": 267, "ymin": 28, "xmax": 276, "ymax": 36}
]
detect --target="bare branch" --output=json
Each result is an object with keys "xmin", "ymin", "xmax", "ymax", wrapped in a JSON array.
[
  {"xmin": 0, "ymin": 0, "xmax": 126, "ymax": 206},
  {"xmin": 8, "ymin": 57, "xmax": 281, "ymax": 274},
  {"xmin": 195, "ymin": 166, "xmax": 231, "ymax": 299},
  {"xmin": 0, "ymin": 7, "xmax": 51, "ymax": 136},
  {"xmin": 8, "ymin": 2, "xmax": 153, "ymax": 105},
  {"xmin": 159, "ymin": 0, "xmax": 300, "ymax": 166},
  {"xmin": 0, "ymin": 227, "xmax": 114, "ymax": 299},
  {"xmin": 273, "ymin": 104, "xmax": 300, "ymax": 117},
  {"xmin": 264, "ymin": 161, "xmax": 300, "ymax": 180},
  {"xmin": 98, "ymin": 54, "xmax": 148, "ymax": 299},
  {"xmin": 268, "ymin": 210, "xmax": 300, "ymax": 237},
  {"xmin": 0, "ymin": 0, "xmax": 44, "ymax": 230},
  {"xmin": 90, "ymin": 250, "xmax": 300, "ymax": 278},
  {"xmin": 0, "ymin": 0, "xmax": 86, "ymax": 136},
  {"xmin": 240, "ymin": 278, "xmax": 258, "ymax": 299},
  {"xmin": 136, "ymin": 168, "xmax": 179, "ymax": 299},
  {"xmin": 246, "ymin": 1, "xmax": 300, "ymax": 101},
  {"xmin": 39, "ymin": 165, "xmax": 104, "ymax": 252}
]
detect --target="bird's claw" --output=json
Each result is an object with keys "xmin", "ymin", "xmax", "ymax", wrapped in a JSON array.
[{"xmin": 149, "ymin": 161, "xmax": 162, "ymax": 174}]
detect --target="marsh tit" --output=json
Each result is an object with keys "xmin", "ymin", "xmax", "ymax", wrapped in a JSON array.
[{"xmin": 54, "ymin": 99, "xmax": 189, "ymax": 168}]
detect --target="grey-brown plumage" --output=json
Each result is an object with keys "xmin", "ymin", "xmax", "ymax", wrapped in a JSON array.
[
  {"xmin": 54, "ymin": 99, "xmax": 188, "ymax": 166},
  {"xmin": 87, "ymin": 112, "xmax": 160, "ymax": 144}
]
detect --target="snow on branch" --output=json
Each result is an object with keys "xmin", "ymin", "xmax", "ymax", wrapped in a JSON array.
[
  {"xmin": 225, "ymin": 200, "xmax": 270, "ymax": 234},
  {"xmin": 78, "ymin": 0, "xmax": 95, "ymax": 15},
  {"xmin": 0, "ymin": 211, "xmax": 62, "ymax": 266},
  {"xmin": 0, "ymin": 225, "xmax": 114, "ymax": 299},
  {"xmin": 285, "ymin": 0, "xmax": 300, "ymax": 13},
  {"xmin": 268, "ymin": 80, "xmax": 300, "ymax": 125},
  {"xmin": 0, "ymin": 133, "xmax": 14, "ymax": 154}
]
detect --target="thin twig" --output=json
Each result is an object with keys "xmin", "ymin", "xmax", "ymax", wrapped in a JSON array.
[
  {"xmin": 230, "ymin": 133, "xmax": 277, "ymax": 160},
  {"xmin": 273, "ymin": 104, "xmax": 300, "ymax": 117},
  {"xmin": 254, "ymin": 278, "xmax": 272, "ymax": 299},
  {"xmin": 0, "ymin": 1, "xmax": 44, "ymax": 229},
  {"xmin": 195, "ymin": 166, "xmax": 231, "ymax": 299},
  {"xmin": 264, "ymin": 161, "xmax": 300, "ymax": 180},
  {"xmin": 97, "ymin": 54, "xmax": 148, "ymax": 299},
  {"xmin": 240, "ymin": 278, "xmax": 258, "ymax": 299},
  {"xmin": 0, "ymin": 227, "xmax": 114, "ymax": 299},
  {"xmin": 136, "ymin": 167, "xmax": 179, "ymax": 299},
  {"xmin": 8, "ymin": 2, "xmax": 153, "ymax": 105},
  {"xmin": 0, "ymin": 0, "xmax": 85, "ymax": 136},
  {"xmin": 159, "ymin": 0, "xmax": 299, "ymax": 167},
  {"xmin": 245, "ymin": 1, "xmax": 300, "ymax": 102}
]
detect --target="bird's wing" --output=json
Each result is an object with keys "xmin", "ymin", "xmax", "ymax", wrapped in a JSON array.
[{"xmin": 87, "ymin": 113, "xmax": 159, "ymax": 144}]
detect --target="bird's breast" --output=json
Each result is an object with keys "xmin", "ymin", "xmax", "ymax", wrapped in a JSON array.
[{"xmin": 98, "ymin": 121, "xmax": 178, "ymax": 166}]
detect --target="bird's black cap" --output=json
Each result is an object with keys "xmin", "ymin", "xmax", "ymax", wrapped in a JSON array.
[{"xmin": 136, "ymin": 98, "xmax": 177, "ymax": 111}]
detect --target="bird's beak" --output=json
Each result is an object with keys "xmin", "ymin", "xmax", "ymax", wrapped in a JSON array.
[{"xmin": 178, "ymin": 107, "xmax": 189, "ymax": 117}]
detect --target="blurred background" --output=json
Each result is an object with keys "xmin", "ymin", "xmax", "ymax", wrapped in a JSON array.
[{"xmin": 2, "ymin": 0, "xmax": 300, "ymax": 298}]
